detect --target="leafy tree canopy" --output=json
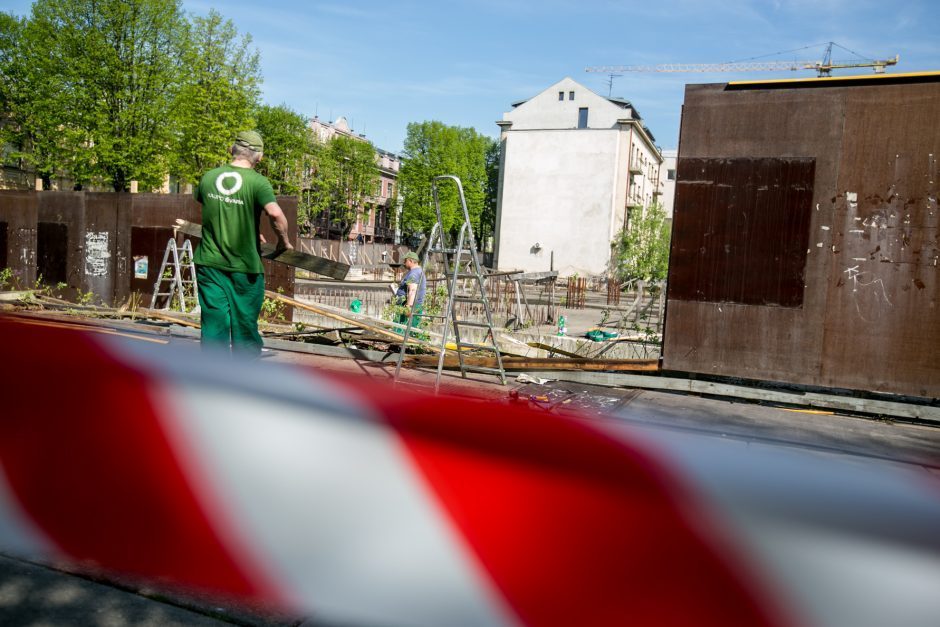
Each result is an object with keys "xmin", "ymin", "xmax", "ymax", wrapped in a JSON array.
[
  {"xmin": 254, "ymin": 103, "xmax": 313, "ymax": 196},
  {"xmin": 172, "ymin": 9, "xmax": 261, "ymax": 185},
  {"xmin": 613, "ymin": 202, "xmax": 672, "ymax": 284},
  {"xmin": 398, "ymin": 121, "xmax": 496, "ymax": 242},
  {"xmin": 23, "ymin": 0, "xmax": 187, "ymax": 191},
  {"xmin": 303, "ymin": 135, "xmax": 378, "ymax": 238},
  {"xmin": 3, "ymin": 1, "xmax": 265, "ymax": 192}
]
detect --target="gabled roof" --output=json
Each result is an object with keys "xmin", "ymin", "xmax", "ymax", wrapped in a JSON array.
[{"xmin": 510, "ymin": 83, "xmax": 642, "ymax": 119}]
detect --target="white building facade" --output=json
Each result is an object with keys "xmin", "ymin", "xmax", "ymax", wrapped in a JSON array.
[
  {"xmin": 660, "ymin": 148, "xmax": 677, "ymax": 221},
  {"xmin": 494, "ymin": 77, "xmax": 662, "ymax": 276}
]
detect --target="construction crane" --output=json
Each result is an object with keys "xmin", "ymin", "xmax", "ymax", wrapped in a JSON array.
[{"xmin": 586, "ymin": 42, "xmax": 899, "ymax": 78}]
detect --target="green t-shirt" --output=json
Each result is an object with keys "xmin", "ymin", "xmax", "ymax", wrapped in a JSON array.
[{"xmin": 193, "ymin": 165, "xmax": 277, "ymax": 274}]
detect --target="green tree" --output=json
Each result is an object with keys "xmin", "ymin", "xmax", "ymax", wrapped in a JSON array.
[
  {"xmin": 398, "ymin": 121, "xmax": 495, "ymax": 241},
  {"xmin": 613, "ymin": 202, "xmax": 672, "ymax": 283},
  {"xmin": 171, "ymin": 9, "xmax": 260, "ymax": 186},
  {"xmin": 1, "ymin": 9, "xmax": 90, "ymax": 187},
  {"xmin": 0, "ymin": 13, "xmax": 27, "ymax": 169},
  {"xmin": 0, "ymin": 13, "xmax": 22, "ymax": 126},
  {"xmin": 17, "ymin": 0, "xmax": 185, "ymax": 191},
  {"xmin": 253, "ymin": 103, "xmax": 313, "ymax": 195},
  {"xmin": 304, "ymin": 135, "xmax": 378, "ymax": 238},
  {"xmin": 480, "ymin": 139, "xmax": 501, "ymax": 250}
]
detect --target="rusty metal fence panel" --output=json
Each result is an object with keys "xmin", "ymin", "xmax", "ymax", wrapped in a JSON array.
[
  {"xmin": 0, "ymin": 191, "xmax": 37, "ymax": 287},
  {"xmin": 0, "ymin": 191, "xmax": 297, "ymax": 311}
]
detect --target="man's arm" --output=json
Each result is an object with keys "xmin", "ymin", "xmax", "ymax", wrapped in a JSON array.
[
  {"xmin": 406, "ymin": 282, "xmax": 418, "ymax": 308},
  {"xmin": 263, "ymin": 201, "xmax": 293, "ymax": 252}
]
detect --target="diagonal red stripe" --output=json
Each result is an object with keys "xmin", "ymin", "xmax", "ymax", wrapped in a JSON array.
[
  {"xmin": 0, "ymin": 318, "xmax": 266, "ymax": 601},
  {"xmin": 373, "ymin": 389, "xmax": 792, "ymax": 627}
]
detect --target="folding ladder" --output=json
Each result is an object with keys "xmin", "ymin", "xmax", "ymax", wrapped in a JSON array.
[
  {"xmin": 150, "ymin": 238, "xmax": 200, "ymax": 313},
  {"xmin": 394, "ymin": 175, "xmax": 506, "ymax": 392}
]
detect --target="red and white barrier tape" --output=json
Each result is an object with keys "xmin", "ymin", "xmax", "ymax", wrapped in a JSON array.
[{"xmin": 1, "ymin": 316, "xmax": 939, "ymax": 626}]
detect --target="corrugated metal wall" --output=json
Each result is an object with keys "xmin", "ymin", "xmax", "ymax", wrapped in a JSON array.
[
  {"xmin": 0, "ymin": 192, "xmax": 297, "ymax": 309},
  {"xmin": 664, "ymin": 77, "xmax": 940, "ymax": 398}
]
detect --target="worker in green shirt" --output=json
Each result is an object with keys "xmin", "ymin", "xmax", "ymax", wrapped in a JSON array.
[{"xmin": 193, "ymin": 130, "xmax": 292, "ymax": 356}]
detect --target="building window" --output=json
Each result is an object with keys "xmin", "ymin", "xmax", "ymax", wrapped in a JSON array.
[
  {"xmin": 558, "ymin": 91, "xmax": 564, "ymax": 101},
  {"xmin": 569, "ymin": 91, "xmax": 575, "ymax": 100},
  {"xmin": 667, "ymin": 169, "xmax": 676, "ymax": 181},
  {"xmin": 577, "ymin": 107, "xmax": 588, "ymax": 129}
]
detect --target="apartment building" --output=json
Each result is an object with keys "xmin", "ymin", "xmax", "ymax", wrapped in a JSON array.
[{"xmin": 494, "ymin": 77, "xmax": 662, "ymax": 276}]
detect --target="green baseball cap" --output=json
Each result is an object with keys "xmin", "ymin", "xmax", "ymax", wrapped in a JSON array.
[
  {"xmin": 235, "ymin": 130, "xmax": 264, "ymax": 151},
  {"xmin": 403, "ymin": 251, "xmax": 420, "ymax": 262}
]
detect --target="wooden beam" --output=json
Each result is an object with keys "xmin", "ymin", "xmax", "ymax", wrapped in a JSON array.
[
  {"xmin": 506, "ymin": 270, "xmax": 559, "ymax": 282},
  {"xmin": 265, "ymin": 290, "xmax": 439, "ymax": 352},
  {"xmin": 405, "ymin": 354, "xmax": 659, "ymax": 372},
  {"xmin": 527, "ymin": 342, "xmax": 585, "ymax": 359}
]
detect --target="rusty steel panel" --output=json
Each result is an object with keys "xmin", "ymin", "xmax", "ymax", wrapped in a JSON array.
[
  {"xmin": 129, "ymin": 192, "xmax": 201, "ymax": 229},
  {"xmin": 664, "ymin": 77, "xmax": 940, "ymax": 398},
  {"xmin": 3, "ymin": 191, "xmax": 299, "ymax": 316},
  {"xmin": 37, "ymin": 192, "xmax": 87, "ymax": 302},
  {"xmin": 0, "ymin": 191, "xmax": 38, "ymax": 286},
  {"xmin": 130, "ymin": 226, "xmax": 176, "ymax": 297},
  {"xmin": 669, "ymin": 158, "xmax": 815, "ymax": 307},
  {"xmin": 0, "ymin": 222, "xmax": 7, "ymax": 269},
  {"xmin": 259, "ymin": 196, "xmax": 299, "ymax": 319},
  {"xmin": 83, "ymin": 193, "xmax": 120, "ymax": 305},
  {"xmin": 37, "ymin": 222, "xmax": 68, "ymax": 285},
  {"xmin": 820, "ymin": 83, "xmax": 940, "ymax": 397}
]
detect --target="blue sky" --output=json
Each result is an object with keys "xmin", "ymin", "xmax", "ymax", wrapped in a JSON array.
[{"xmin": 4, "ymin": 0, "xmax": 939, "ymax": 153}]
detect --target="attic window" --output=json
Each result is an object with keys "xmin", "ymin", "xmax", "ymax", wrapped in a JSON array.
[
  {"xmin": 569, "ymin": 91, "xmax": 575, "ymax": 100},
  {"xmin": 558, "ymin": 91, "xmax": 564, "ymax": 101}
]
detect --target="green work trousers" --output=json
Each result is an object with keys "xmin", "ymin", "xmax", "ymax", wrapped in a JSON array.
[{"xmin": 196, "ymin": 265, "xmax": 265, "ymax": 356}]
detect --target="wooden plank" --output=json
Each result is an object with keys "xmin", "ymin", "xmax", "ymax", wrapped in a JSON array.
[
  {"xmin": 265, "ymin": 290, "xmax": 440, "ymax": 352},
  {"xmin": 406, "ymin": 354, "xmax": 659, "ymax": 372},
  {"xmin": 506, "ymin": 270, "xmax": 559, "ymax": 282},
  {"xmin": 527, "ymin": 341, "xmax": 585, "ymax": 359},
  {"xmin": 0, "ymin": 290, "xmax": 34, "ymax": 303},
  {"xmin": 261, "ymin": 336, "xmax": 397, "ymax": 363},
  {"xmin": 175, "ymin": 219, "xmax": 350, "ymax": 280}
]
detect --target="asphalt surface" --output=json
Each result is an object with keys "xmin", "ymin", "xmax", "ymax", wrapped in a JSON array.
[{"xmin": 0, "ymin": 554, "xmax": 246, "ymax": 627}]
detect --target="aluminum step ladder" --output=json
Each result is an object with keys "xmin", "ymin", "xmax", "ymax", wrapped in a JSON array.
[
  {"xmin": 150, "ymin": 238, "xmax": 200, "ymax": 313},
  {"xmin": 394, "ymin": 175, "xmax": 506, "ymax": 392}
]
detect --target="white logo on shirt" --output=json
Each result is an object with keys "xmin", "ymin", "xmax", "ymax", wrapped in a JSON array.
[{"xmin": 215, "ymin": 171, "xmax": 243, "ymax": 196}]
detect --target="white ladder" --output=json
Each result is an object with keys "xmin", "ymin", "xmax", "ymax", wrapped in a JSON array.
[
  {"xmin": 394, "ymin": 175, "xmax": 506, "ymax": 392},
  {"xmin": 150, "ymin": 238, "xmax": 200, "ymax": 313}
]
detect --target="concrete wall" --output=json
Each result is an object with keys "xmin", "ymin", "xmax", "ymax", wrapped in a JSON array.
[{"xmin": 496, "ymin": 129, "xmax": 623, "ymax": 276}]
